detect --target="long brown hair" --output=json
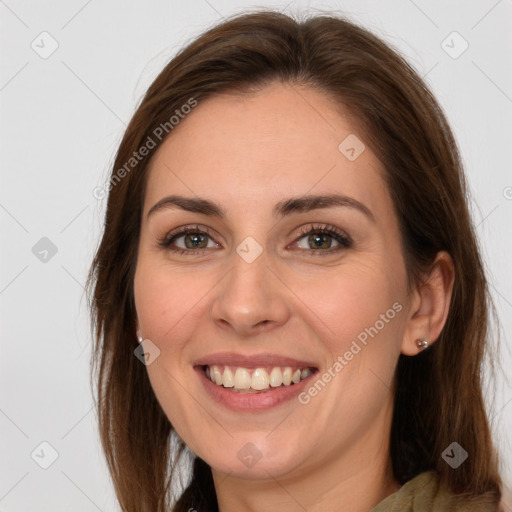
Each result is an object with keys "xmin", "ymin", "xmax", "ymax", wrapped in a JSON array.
[{"xmin": 87, "ymin": 10, "xmax": 502, "ymax": 511}]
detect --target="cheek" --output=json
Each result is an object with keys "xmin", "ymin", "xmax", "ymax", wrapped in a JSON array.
[
  {"xmin": 133, "ymin": 261, "xmax": 217, "ymax": 451},
  {"xmin": 288, "ymin": 261, "xmax": 407, "ymax": 420},
  {"xmin": 134, "ymin": 249, "xmax": 407, "ymax": 372},
  {"xmin": 292, "ymin": 261, "xmax": 405, "ymax": 350},
  {"xmin": 291, "ymin": 267, "xmax": 405, "ymax": 437},
  {"xmin": 132, "ymin": 248, "xmax": 408, "ymax": 474},
  {"xmin": 133, "ymin": 260, "xmax": 210, "ymax": 349}
]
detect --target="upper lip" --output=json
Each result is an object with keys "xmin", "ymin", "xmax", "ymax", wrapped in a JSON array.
[{"xmin": 193, "ymin": 352, "xmax": 318, "ymax": 369}]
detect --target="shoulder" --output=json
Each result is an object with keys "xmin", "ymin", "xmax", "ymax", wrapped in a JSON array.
[
  {"xmin": 499, "ymin": 481, "xmax": 512, "ymax": 512},
  {"xmin": 370, "ymin": 471, "xmax": 499, "ymax": 512}
]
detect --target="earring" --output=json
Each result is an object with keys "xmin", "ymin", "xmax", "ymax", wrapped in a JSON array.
[
  {"xmin": 416, "ymin": 338, "xmax": 429, "ymax": 350},
  {"xmin": 137, "ymin": 336, "xmax": 143, "ymax": 344}
]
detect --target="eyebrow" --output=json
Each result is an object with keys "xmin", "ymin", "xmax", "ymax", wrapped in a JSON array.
[{"xmin": 147, "ymin": 193, "xmax": 375, "ymax": 223}]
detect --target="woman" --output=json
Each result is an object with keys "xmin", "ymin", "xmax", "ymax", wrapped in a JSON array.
[{"xmin": 87, "ymin": 10, "xmax": 505, "ymax": 512}]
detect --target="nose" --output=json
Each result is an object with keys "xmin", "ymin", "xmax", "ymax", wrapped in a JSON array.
[{"xmin": 210, "ymin": 249, "xmax": 291, "ymax": 338}]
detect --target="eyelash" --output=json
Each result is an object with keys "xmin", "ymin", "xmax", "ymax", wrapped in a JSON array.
[{"xmin": 157, "ymin": 223, "xmax": 352, "ymax": 256}]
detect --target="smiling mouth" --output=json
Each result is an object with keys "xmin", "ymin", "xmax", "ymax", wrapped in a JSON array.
[{"xmin": 201, "ymin": 364, "xmax": 317, "ymax": 393}]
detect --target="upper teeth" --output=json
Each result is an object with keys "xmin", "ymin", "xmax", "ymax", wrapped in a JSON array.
[{"xmin": 205, "ymin": 365, "xmax": 313, "ymax": 391}]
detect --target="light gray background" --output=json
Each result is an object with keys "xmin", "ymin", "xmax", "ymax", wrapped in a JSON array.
[{"xmin": 1, "ymin": 0, "xmax": 511, "ymax": 510}]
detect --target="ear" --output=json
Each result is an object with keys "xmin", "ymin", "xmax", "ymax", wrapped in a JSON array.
[
  {"xmin": 135, "ymin": 317, "xmax": 141, "ymax": 340},
  {"xmin": 401, "ymin": 251, "xmax": 455, "ymax": 356}
]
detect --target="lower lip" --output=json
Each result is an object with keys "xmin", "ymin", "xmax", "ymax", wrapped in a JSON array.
[{"xmin": 194, "ymin": 366, "xmax": 316, "ymax": 412}]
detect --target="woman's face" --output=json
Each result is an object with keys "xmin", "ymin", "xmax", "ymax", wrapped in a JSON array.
[{"xmin": 134, "ymin": 82, "xmax": 412, "ymax": 482}]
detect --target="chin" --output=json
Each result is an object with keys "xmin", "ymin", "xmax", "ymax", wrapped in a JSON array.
[{"xmin": 196, "ymin": 431, "xmax": 314, "ymax": 480}]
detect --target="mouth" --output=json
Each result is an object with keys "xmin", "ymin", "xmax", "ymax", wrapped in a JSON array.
[
  {"xmin": 193, "ymin": 353, "xmax": 319, "ymax": 411},
  {"xmin": 202, "ymin": 364, "xmax": 315, "ymax": 393}
]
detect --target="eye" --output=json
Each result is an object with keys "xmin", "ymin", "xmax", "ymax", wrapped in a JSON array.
[
  {"xmin": 157, "ymin": 224, "xmax": 220, "ymax": 255},
  {"xmin": 292, "ymin": 224, "xmax": 352, "ymax": 254},
  {"xmin": 157, "ymin": 223, "xmax": 352, "ymax": 256}
]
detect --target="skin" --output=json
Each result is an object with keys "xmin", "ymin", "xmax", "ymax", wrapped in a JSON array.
[{"xmin": 133, "ymin": 82, "xmax": 455, "ymax": 512}]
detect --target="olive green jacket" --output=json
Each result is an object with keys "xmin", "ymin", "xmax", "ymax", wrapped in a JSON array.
[{"xmin": 370, "ymin": 471, "xmax": 499, "ymax": 511}]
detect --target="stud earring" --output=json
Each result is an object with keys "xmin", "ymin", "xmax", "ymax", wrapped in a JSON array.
[
  {"xmin": 137, "ymin": 336, "xmax": 143, "ymax": 344},
  {"xmin": 416, "ymin": 338, "xmax": 429, "ymax": 350}
]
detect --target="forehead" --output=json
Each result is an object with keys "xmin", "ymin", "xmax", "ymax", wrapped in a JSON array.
[{"xmin": 143, "ymin": 82, "xmax": 389, "ymax": 220}]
